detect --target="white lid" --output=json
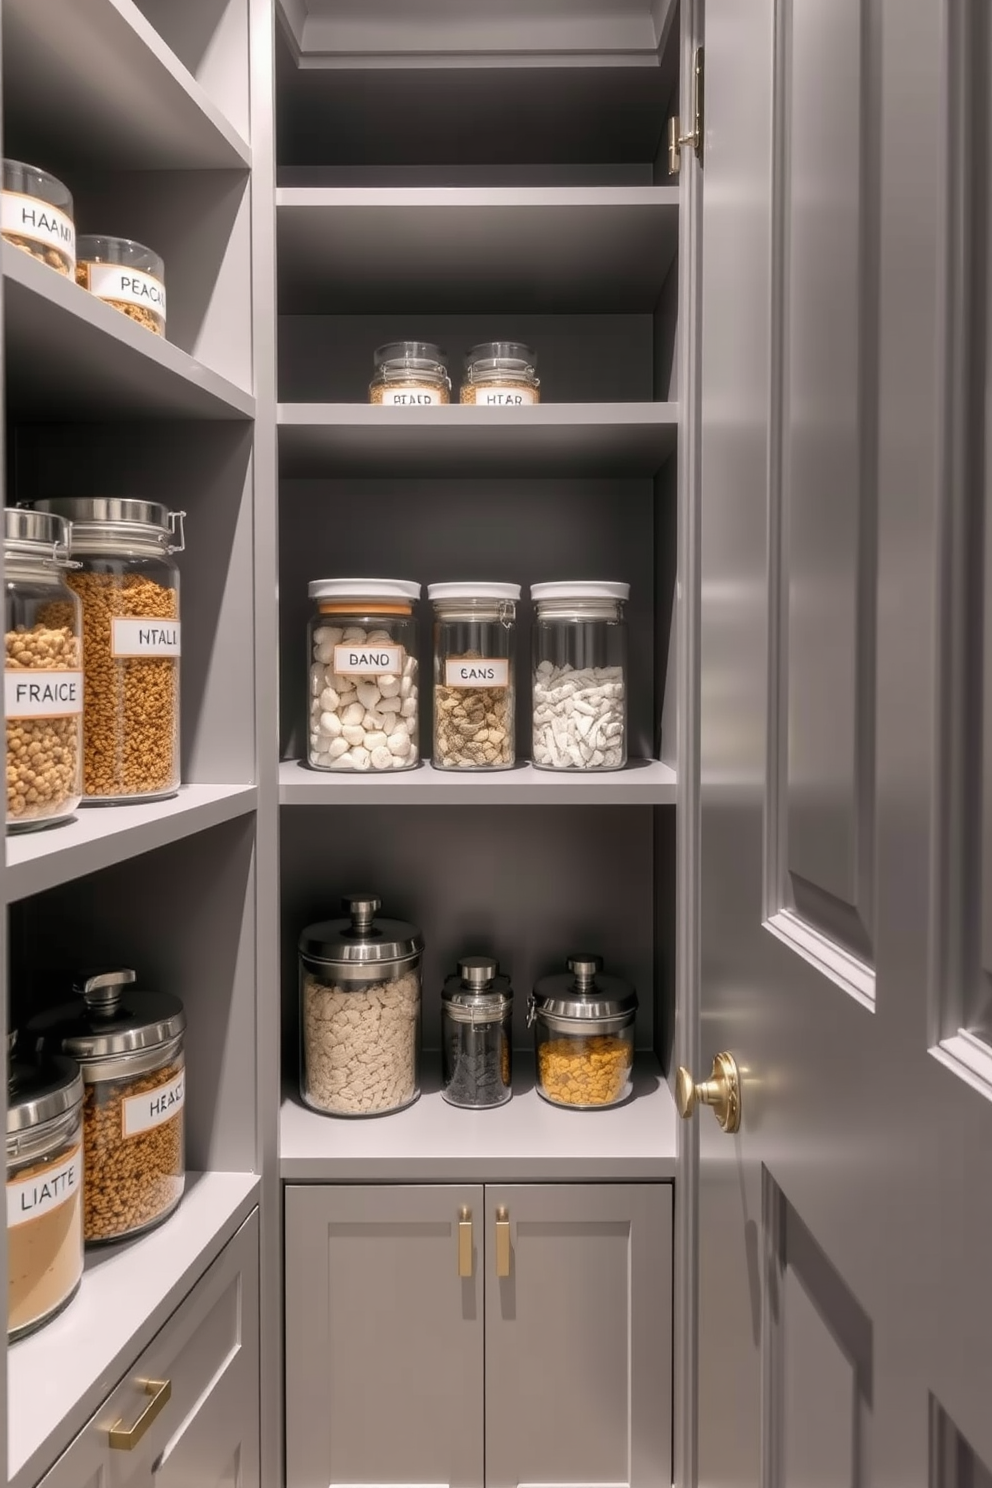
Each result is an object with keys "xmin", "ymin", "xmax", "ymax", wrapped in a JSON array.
[
  {"xmin": 309, "ymin": 578, "xmax": 421, "ymax": 601},
  {"xmin": 428, "ymin": 582, "xmax": 521, "ymax": 602},
  {"xmin": 531, "ymin": 581, "xmax": 630, "ymax": 601}
]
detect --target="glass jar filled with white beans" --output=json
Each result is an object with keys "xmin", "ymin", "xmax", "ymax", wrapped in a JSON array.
[
  {"xmin": 308, "ymin": 580, "xmax": 420, "ymax": 772},
  {"xmin": 531, "ymin": 582, "xmax": 629, "ymax": 771}
]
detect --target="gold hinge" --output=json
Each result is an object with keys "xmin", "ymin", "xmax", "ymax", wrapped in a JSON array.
[{"xmin": 667, "ymin": 46, "xmax": 704, "ymax": 174}]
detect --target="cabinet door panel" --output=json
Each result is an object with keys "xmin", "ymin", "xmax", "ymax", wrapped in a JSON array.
[
  {"xmin": 485, "ymin": 1183, "xmax": 671, "ymax": 1488},
  {"xmin": 285, "ymin": 1184, "xmax": 484, "ymax": 1488}
]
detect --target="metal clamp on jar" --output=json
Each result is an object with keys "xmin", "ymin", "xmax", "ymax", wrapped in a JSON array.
[
  {"xmin": 441, "ymin": 957, "xmax": 513, "ymax": 1109},
  {"xmin": 528, "ymin": 955, "xmax": 637, "ymax": 1109},
  {"xmin": 299, "ymin": 895, "xmax": 424, "ymax": 1117}
]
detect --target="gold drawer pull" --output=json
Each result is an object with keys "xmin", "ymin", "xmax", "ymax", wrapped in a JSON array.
[
  {"xmin": 109, "ymin": 1378, "xmax": 172, "ymax": 1450},
  {"xmin": 495, "ymin": 1206, "xmax": 511, "ymax": 1278},
  {"xmin": 458, "ymin": 1206, "xmax": 473, "ymax": 1278}
]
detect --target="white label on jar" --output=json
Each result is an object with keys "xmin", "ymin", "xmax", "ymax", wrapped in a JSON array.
[
  {"xmin": 122, "ymin": 1069, "xmax": 185, "ymax": 1138},
  {"xmin": 475, "ymin": 386, "xmax": 538, "ymax": 406},
  {"xmin": 84, "ymin": 263, "xmax": 166, "ymax": 317},
  {"xmin": 7, "ymin": 1146, "xmax": 82, "ymax": 1228},
  {"xmin": 5, "ymin": 670, "xmax": 83, "ymax": 718},
  {"xmin": 334, "ymin": 643, "xmax": 404, "ymax": 675},
  {"xmin": 111, "ymin": 618, "xmax": 181, "ymax": 657},
  {"xmin": 379, "ymin": 388, "xmax": 443, "ymax": 406},
  {"xmin": 445, "ymin": 658, "xmax": 510, "ymax": 688},
  {"xmin": 1, "ymin": 191, "xmax": 75, "ymax": 261}
]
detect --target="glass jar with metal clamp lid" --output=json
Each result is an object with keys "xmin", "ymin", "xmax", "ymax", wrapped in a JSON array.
[
  {"xmin": 35, "ymin": 498, "xmax": 185, "ymax": 803},
  {"xmin": 429, "ymin": 582, "xmax": 519, "ymax": 769},
  {"xmin": 369, "ymin": 342, "xmax": 451, "ymax": 405},
  {"xmin": 441, "ymin": 957, "xmax": 513, "ymax": 1108},
  {"xmin": 299, "ymin": 894, "xmax": 424, "ymax": 1117},
  {"xmin": 528, "ymin": 955, "xmax": 638, "ymax": 1108},
  {"xmin": 460, "ymin": 342, "xmax": 540, "ymax": 405}
]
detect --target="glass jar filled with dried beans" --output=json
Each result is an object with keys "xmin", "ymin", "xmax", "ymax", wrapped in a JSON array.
[
  {"xmin": 76, "ymin": 235, "xmax": 166, "ymax": 337},
  {"xmin": 2, "ymin": 159, "xmax": 75, "ymax": 276},
  {"xmin": 36, "ymin": 498, "xmax": 184, "ymax": 803}
]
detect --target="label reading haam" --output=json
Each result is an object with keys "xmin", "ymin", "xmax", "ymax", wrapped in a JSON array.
[
  {"xmin": 85, "ymin": 263, "xmax": 166, "ymax": 317},
  {"xmin": 122, "ymin": 1069, "xmax": 185, "ymax": 1138},
  {"xmin": 4, "ymin": 670, "xmax": 83, "ymax": 719},
  {"xmin": 7, "ymin": 1146, "xmax": 82, "ymax": 1228},
  {"xmin": 333, "ymin": 644, "xmax": 404, "ymax": 676},
  {"xmin": 444, "ymin": 658, "xmax": 510, "ymax": 688},
  {"xmin": 1, "ymin": 191, "xmax": 75, "ymax": 261},
  {"xmin": 111, "ymin": 618, "xmax": 181, "ymax": 658}
]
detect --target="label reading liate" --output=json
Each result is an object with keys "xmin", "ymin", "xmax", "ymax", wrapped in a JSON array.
[
  {"xmin": 7, "ymin": 1146, "xmax": 82, "ymax": 1228},
  {"xmin": 476, "ymin": 386, "xmax": 538, "ymax": 406},
  {"xmin": 333, "ymin": 644, "xmax": 404, "ymax": 676},
  {"xmin": 379, "ymin": 388, "xmax": 443, "ymax": 407},
  {"xmin": 122, "ymin": 1069, "xmax": 185, "ymax": 1138},
  {"xmin": 5, "ymin": 670, "xmax": 83, "ymax": 719},
  {"xmin": 111, "ymin": 618, "xmax": 181, "ymax": 658},
  {"xmin": 445, "ymin": 658, "xmax": 510, "ymax": 688},
  {"xmin": 85, "ymin": 263, "xmax": 166, "ymax": 317},
  {"xmin": 1, "ymin": 191, "xmax": 75, "ymax": 261}
]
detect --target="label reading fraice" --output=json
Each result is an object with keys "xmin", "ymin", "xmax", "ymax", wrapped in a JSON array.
[
  {"xmin": 445, "ymin": 658, "xmax": 509, "ymax": 688},
  {"xmin": 7, "ymin": 1146, "xmax": 81, "ymax": 1228},
  {"xmin": 334, "ymin": 644, "xmax": 403, "ymax": 676},
  {"xmin": 1, "ymin": 191, "xmax": 75, "ymax": 262},
  {"xmin": 122, "ymin": 1069, "xmax": 185, "ymax": 1138},
  {"xmin": 476, "ymin": 386, "xmax": 537, "ymax": 406},
  {"xmin": 85, "ymin": 263, "xmax": 166, "ymax": 317},
  {"xmin": 380, "ymin": 388, "xmax": 442, "ymax": 406},
  {"xmin": 5, "ymin": 670, "xmax": 83, "ymax": 719},
  {"xmin": 111, "ymin": 619, "xmax": 181, "ymax": 658}
]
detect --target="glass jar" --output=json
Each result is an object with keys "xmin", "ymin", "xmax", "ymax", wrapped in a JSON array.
[
  {"xmin": 460, "ymin": 343, "xmax": 539, "ymax": 405},
  {"xmin": 429, "ymin": 582, "xmax": 519, "ymax": 770},
  {"xmin": 29, "ymin": 969, "xmax": 186, "ymax": 1245},
  {"xmin": 531, "ymin": 582, "xmax": 629, "ymax": 771},
  {"xmin": 4, "ymin": 509, "xmax": 84, "ymax": 833},
  {"xmin": 308, "ymin": 579, "xmax": 420, "ymax": 772},
  {"xmin": 7, "ymin": 1039, "xmax": 84, "ymax": 1341},
  {"xmin": 2, "ymin": 159, "xmax": 75, "ymax": 276},
  {"xmin": 76, "ymin": 235, "xmax": 166, "ymax": 337},
  {"xmin": 35, "ymin": 498, "xmax": 184, "ymax": 803},
  {"xmin": 441, "ymin": 957, "xmax": 513, "ymax": 1108},
  {"xmin": 369, "ymin": 342, "xmax": 450, "ymax": 406},
  {"xmin": 299, "ymin": 895, "xmax": 424, "ymax": 1117},
  {"xmin": 529, "ymin": 956, "xmax": 637, "ymax": 1109}
]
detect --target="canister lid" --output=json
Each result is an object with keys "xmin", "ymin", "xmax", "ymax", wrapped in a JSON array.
[
  {"xmin": 443, "ymin": 957, "xmax": 513, "ymax": 1017},
  {"xmin": 374, "ymin": 341, "xmax": 447, "ymax": 368},
  {"xmin": 530, "ymin": 582, "xmax": 630, "ymax": 602},
  {"xmin": 530, "ymin": 955, "xmax": 637, "ymax": 1021},
  {"xmin": 427, "ymin": 582, "xmax": 521, "ymax": 602},
  {"xmin": 27, "ymin": 968, "xmax": 186, "ymax": 1061},
  {"xmin": 465, "ymin": 342, "xmax": 536, "ymax": 368},
  {"xmin": 7, "ymin": 1043, "xmax": 83, "ymax": 1136},
  {"xmin": 299, "ymin": 895, "xmax": 423, "ymax": 968},
  {"xmin": 308, "ymin": 578, "xmax": 421, "ymax": 602},
  {"xmin": 4, "ymin": 507, "xmax": 71, "ymax": 562},
  {"xmin": 34, "ymin": 498, "xmax": 185, "ymax": 554}
]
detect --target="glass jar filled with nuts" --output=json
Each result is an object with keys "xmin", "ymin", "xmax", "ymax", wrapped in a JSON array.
[
  {"xmin": 2, "ymin": 159, "xmax": 75, "ymax": 276},
  {"xmin": 429, "ymin": 582, "xmax": 519, "ymax": 770},
  {"xmin": 36, "ymin": 498, "xmax": 184, "ymax": 804},
  {"xmin": 460, "ymin": 342, "xmax": 539, "ymax": 405},
  {"xmin": 29, "ymin": 969, "xmax": 186, "ymax": 1245},
  {"xmin": 369, "ymin": 342, "xmax": 450, "ymax": 405},
  {"xmin": 528, "ymin": 956, "xmax": 637, "ymax": 1109},
  {"xmin": 76, "ymin": 235, "xmax": 166, "ymax": 337},
  {"xmin": 4, "ymin": 508, "xmax": 84, "ymax": 833}
]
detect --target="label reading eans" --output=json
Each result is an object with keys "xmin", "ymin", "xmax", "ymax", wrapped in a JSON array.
[
  {"xmin": 334, "ymin": 644, "xmax": 403, "ymax": 676},
  {"xmin": 4, "ymin": 670, "xmax": 83, "ymax": 719},
  {"xmin": 112, "ymin": 618, "xmax": 181, "ymax": 658},
  {"xmin": 1, "ymin": 191, "xmax": 75, "ymax": 261},
  {"xmin": 122, "ymin": 1069, "xmax": 185, "ymax": 1138},
  {"xmin": 85, "ymin": 263, "xmax": 166, "ymax": 317},
  {"xmin": 7, "ymin": 1146, "xmax": 81, "ymax": 1228},
  {"xmin": 445, "ymin": 658, "xmax": 509, "ymax": 688},
  {"xmin": 475, "ymin": 386, "xmax": 537, "ymax": 406}
]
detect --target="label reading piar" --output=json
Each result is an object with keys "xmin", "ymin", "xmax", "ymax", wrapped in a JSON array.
[
  {"xmin": 445, "ymin": 658, "xmax": 509, "ymax": 688},
  {"xmin": 122, "ymin": 1069, "xmax": 185, "ymax": 1138},
  {"xmin": 85, "ymin": 263, "xmax": 166, "ymax": 317},
  {"xmin": 4, "ymin": 670, "xmax": 83, "ymax": 719},
  {"xmin": 7, "ymin": 1146, "xmax": 81, "ymax": 1228},
  {"xmin": 1, "ymin": 191, "xmax": 75, "ymax": 261},
  {"xmin": 379, "ymin": 388, "xmax": 443, "ymax": 406},
  {"xmin": 111, "ymin": 618, "xmax": 181, "ymax": 658},
  {"xmin": 334, "ymin": 644, "xmax": 403, "ymax": 676}
]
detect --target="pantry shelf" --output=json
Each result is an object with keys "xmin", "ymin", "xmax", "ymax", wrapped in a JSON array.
[
  {"xmin": 3, "ymin": 0, "xmax": 251, "ymax": 170},
  {"xmin": 276, "ymin": 186, "xmax": 680, "ymax": 313},
  {"xmin": 3, "ymin": 246, "xmax": 256, "ymax": 420},
  {"xmin": 280, "ymin": 1056, "xmax": 676, "ymax": 1183},
  {"xmin": 7, "ymin": 1171, "xmax": 260, "ymax": 1488},
  {"xmin": 279, "ymin": 759, "xmax": 677, "ymax": 805},
  {"xmin": 278, "ymin": 402, "xmax": 679, "ymax": 476},
  {"xmin": 4, "ymin": 784, "xmax": 258, "ymax": 903}
]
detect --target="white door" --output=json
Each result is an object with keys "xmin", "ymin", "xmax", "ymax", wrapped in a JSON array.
[{"xmin": 688, "ymin": 0, "xmax": 992, "ymax": 1482}]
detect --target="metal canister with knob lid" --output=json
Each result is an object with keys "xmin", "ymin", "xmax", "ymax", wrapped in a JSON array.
[
  {"xmin": 528, "ymin": 955, "xmax": 638, "ymax": 1108},
  {"xmin": 441, "ymin": 957, "xmax": 513, "ymax": 1108}
]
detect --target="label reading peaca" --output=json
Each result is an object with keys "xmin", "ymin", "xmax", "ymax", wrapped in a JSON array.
[
  {"xmin": 445, "ymin": 658, "xmax": 509, "ymax": 688},
  {"xmin": 7, "ymin": 1146, "xmax": 82, "ymax": 1228},
  {"xmin": 5, "ymin": 670, "xmax": 83, "ymax": 718},
  {"xmin": 334, "ymin": 644, "xmax": 404, "ymax": 676},
  {"xmin": 380, "ymin": 388, "xmax": 443, "ymax": 406},
  {"xmin": 475, "ymin": 386, "xmax": 537, "ymax": 406},
  {"xmin": 111, "ymin": 618, "xmax": 181, "ymax": 658},
  {"xmin": 85, "ymin": 263, "xmax": 166, "ymax": 317},
  {"xmin": 1, "ymin": 191, "xmax": 75, "ymax": 263},
  {"xmin": 122, "ymin": 1069, "xmax": 185, "ymax": 1138}
]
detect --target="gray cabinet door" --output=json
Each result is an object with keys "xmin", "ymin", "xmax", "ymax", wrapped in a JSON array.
[
  {"xmin": 285, "ymin": 1184, "xmax": 485, "ymax": 1488},
  {"xmin": 484, "ymin": 1183, "xmax": 671, "ymax": 1488}
]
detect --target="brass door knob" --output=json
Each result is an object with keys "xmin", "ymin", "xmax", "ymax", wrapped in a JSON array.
[{"xmin": 676, "ymin": 1052, "xmax": 741, "ymax": 1133}]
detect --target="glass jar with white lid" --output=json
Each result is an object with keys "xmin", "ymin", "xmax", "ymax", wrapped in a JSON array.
[
  {"xmin": 429, "ymin": 582, "xmax": 519, "ymax": 770},
  {"xmin": 531, "ymin": 581, "xmax": 629, "ymax": 771}
]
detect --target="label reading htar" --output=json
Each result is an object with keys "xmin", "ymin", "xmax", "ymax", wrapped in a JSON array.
[
  {"xmin": 1, "ymin": 191, "xmax": 75, "ymax": 262},
  {"xmin": 5, "ymin": 670, "xmax": 83, "ymax": 719},
  {"xmin": 111, "ymin": 618, "xmax": 181, "ymax": 658},
  {"xmin": 85, "ymin": 263, "xmax": 166, "ymax": 317},
  {"xmin": 379, "ymin": 388, "xmax": 443, "ymax": 407},
  {"xmin": 333, "ymin": 644, "xmax": 404, "ymax": 676},
  {"xmin": 445, "ymin": 658, "xmax": 509, "ymax": 688},
  {"xmin": 7, "ymin": 1146, "xmax": 82, "ymax": 1228},
  {"xmin": 476, "ymin": 386, "xmax": 537, "ymax": 406},
  {"xmin": 122, "ymin": 1069, "xmax": 185, "ymax": 1138}
]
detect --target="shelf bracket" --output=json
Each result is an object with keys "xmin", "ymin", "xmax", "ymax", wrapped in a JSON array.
[{"xmin": 667, "ymin": 48, "xmax": 705, "ymax": 174}]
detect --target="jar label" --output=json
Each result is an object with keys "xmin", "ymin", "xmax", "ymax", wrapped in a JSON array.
[
  {"xmin": 379, "ymin": 388, "xmax": 443, "ymax": 406},
  {"xmin": 84, "ymin": 263, "xmax": 166, "ymax": 316},
  {"xmin": 333, "ymin": 643, "xmax": 404, "ymax": 675},
  {"xmin": 474, "ymin": 386, "xmax": 537, "ymax": 406},
  {"xmin": 1, "ymin": 191, "xmax": 75, "ymax": 263},
  {"xmin": 122, "ymin": 1069, "xmax": 185, "ymax": 1138},
  {"xmin": 7, "ymin": 1145, "xmax": 82, "ymax": 1228},
  {"xmin": 445, "ymin": 658, "xmax": 510, "ymax": 688},
  {"xmin": 5, "ymin": 670, "xmax": 83, "ymax": 718},
  {"xmin": 111, "ymin": 618, "xmax": 181, "ymax": 657}
]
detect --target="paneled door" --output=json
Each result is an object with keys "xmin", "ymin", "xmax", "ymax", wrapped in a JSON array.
[{"xmin": 688, "ymin": 0, "xmax": 992, "ymax": 1482}]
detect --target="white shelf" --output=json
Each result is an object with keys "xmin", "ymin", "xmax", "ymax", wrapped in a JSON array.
[
  {"xmin": 7, "ymin": 1171, "xmax": 260, "ymax": 1488},
  {"xmin": 280, "ymin": 1056, "xmax": 676, "ymax": 1182},
  {"xmin": 279, "ymin": 759, "xmax": 676, "ymax": 805},
  {"xmin": 5, "ymin": 784, "xmax": 258, "ymax": 903},
  {"xmin": 3, "ymin": 247, "xmax": 255, "ymax": 420},
  {"xmin": 3, "ymin": 0, "xmax": 250, "ymax": 170}
]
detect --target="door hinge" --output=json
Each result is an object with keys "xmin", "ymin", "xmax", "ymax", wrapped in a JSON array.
[{"xmin": 667, "ymin": 46, "xmax": 704, "ymax": 174}]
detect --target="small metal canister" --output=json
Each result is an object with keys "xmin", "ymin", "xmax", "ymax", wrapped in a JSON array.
[
  {"xmin": 441, "ymin": 957, "xmax": 513, "ymax": 1108},
  {"xmin": 528, "ymin": 955, "xmax": 637, "ymax": 1109}
]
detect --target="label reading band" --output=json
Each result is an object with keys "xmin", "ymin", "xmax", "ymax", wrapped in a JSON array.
[
  {"xmin": 111, "ymin": 618, "xmax": 181, "ymax": 658},
  {"xmin": 5, "ymin": 670, "xmax": 83, "ymax": 719},
  {"xmin": 122, "ymin": 1069, "xmax": 185, "ymax": 1138},
  {"xmin": 85, "ymin": 263, "xmax": 166, "ymax": 316},
  {"xmin": 7, "ymin": 1146, "xmax": 82, "ymax": 1228},
  {"xmin": 333, "ymin": 644, "xmax": 404, "ymax": 676},
  {"xmin": 1, "ymin": 191, "xmax": 76, "ymax": 263},
  {"xmin": 445, "ymin": 659, "xmax": 509, "ymax": 689}
]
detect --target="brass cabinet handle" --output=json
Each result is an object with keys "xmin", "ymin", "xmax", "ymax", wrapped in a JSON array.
[
  {"xmin": 676, "ymin": 1052, "xmax": 742, "ymax": 1133},
  {"xmin": 495, "ymin": 1206, "xmax": 511, "ymax": 1278},
  {"xmin": 458, "ymin": 1206, "xmax": 473, "ymax": 1278},
  {"xmin": 109, "ymin": 1378, "xmax": 172, "ymax": 1450}
]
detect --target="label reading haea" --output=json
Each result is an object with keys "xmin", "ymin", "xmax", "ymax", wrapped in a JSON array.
[
  {"xmin": 380, "ymin": 388, "xmax": 443, "ymax": 406},
  {"xmin": 445, "ymin": 658, "xmax": 509, "ymax": 688},
  {"xmin": 1, "ymin": 191, "xmax": 75, "ymax": 261},
  {"xmin": 111, "ymin": 618, "xmax": 181, "ymax": 658},
  {"xmin": 476, "ymin": 386, "xmax": 537, "ymax": 406},
  {"xmin": 4, "ymin": 670, "xmax": 83, "ymax": 719},
  {"xmin": 333, "ymin": 643, "xmax": 404, "ymax": 676},
  {"xmin": 85, "ymin": 263, "xmax": 166, "ymax": 317},
  {"xmin": 7, "ymin": 1146, "xmax": 81, "ymax": 1228},
  {"xmin": 122, "ymin": 1069, "xmax": 185, "ymax": 1138}
]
